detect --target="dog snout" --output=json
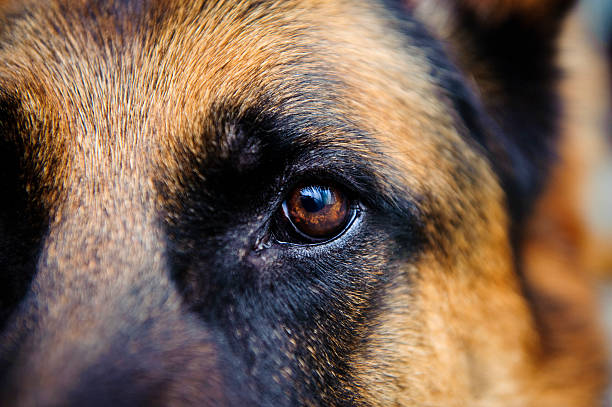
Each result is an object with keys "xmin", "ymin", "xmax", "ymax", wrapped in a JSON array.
[{"xmin": 0, "ymin": 188, "xmax": 231, "ymax": 406}]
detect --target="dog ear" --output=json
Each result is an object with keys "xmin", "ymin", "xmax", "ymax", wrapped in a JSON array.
[{"xmin": 405, "ymin": 0, "xmax": 576, "ymax": 223}]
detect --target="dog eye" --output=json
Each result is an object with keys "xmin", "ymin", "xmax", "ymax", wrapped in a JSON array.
[{"xmin": 280, "ymin": 184, "xmax": 351, "ymax": 241}]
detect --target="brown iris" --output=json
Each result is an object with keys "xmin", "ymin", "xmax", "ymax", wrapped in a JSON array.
[{"xmin": 283, "ymin": 184, "xmax": 350, "ymax": 239}]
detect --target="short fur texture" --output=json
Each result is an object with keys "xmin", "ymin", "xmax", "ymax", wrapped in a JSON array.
[{"xmin": 0, "ymin": 0, "xmax": 607, "ymax": 406}]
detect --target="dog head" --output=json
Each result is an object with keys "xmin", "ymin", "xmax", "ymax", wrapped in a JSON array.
[{"xmin": 0, "ymin": 0, "xmax": 607, "ymax": 405}]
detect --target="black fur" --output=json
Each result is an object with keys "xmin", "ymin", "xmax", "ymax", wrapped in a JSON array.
[
  {"xmin": 163, "ymin": 103, "xmax": 423, "ymax": 405},
  {"xmin": 0, "ymin": 96, "xmax": 47, "ymax": 329}
]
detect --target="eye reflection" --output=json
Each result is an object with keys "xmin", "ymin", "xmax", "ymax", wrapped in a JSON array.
[{"xmin": 283, "ymin": 184, "xmax": 350, "ymax": 239}]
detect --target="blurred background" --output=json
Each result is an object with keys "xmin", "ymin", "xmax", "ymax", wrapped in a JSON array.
[
  {"xmin": 563, "ymin": 0, "xmax": 612, "ymax": 400},
  {"xmin": 576, "ymin": 0, "xmax": 612, "ymax": 270}
]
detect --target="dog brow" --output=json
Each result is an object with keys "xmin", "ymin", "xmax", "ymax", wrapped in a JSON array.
[
  {"xmin": 240, "ymin": 106, "xmax": 420, "ymax": 220},
  {"xmin": 166, "ymin": 97, "xmax": 421, "ymax": 233}
]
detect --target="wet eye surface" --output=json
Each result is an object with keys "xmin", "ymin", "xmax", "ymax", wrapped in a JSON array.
[{"xmin": 278, "ymin": 184, "xmax": 355, "ymax": 243}]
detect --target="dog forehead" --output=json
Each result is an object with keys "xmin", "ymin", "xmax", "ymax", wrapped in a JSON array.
[
  {"xmin": 0, "ymin": 0, "xmax": 488, "ymax": 212},
  {"xmin": 0, "ymin": 1, "xmax": 319, "ymax": 133},
  {"xmin": 0, "ymin": 1, "xmax": 439, "ymax": 128}
]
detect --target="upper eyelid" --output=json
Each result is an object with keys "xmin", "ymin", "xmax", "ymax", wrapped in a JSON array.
[
  {"xmin": 280, "ymin": 164, "xmax": 397, "ymax": 218},
  {"xmin": 281, "ymin": 157, "xmax": 377, "ymax": 194}
]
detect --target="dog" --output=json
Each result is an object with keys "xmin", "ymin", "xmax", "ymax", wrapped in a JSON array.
[{"xmin": 0, "ymin": 0, "xmax": 608, "ymax": 405}]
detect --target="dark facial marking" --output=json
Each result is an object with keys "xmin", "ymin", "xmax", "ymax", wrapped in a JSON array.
[
  {"xmin": 158, "ymin": 97, "xmax": 425, "ymax": 405},
  {"xmin": 0, "ymin": 95, "xmax": 49, "ymax": 329}
]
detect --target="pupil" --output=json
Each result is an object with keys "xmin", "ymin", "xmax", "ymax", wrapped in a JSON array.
[{"xmin": 300, "ymin": 186, "xmax": 332, "ymax": 213}]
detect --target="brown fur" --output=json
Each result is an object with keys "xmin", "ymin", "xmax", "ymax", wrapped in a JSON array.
[{"xmin": 0, "ymin": 0, "xmax": 608, "ymax": 406}]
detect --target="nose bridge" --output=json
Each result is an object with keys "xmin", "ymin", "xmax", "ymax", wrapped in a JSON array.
[
  {"xmin": 37, "ymin": 172, "xmax": 168, "ymax": 318},
  {"xmin": 1, "ymin": 174, "xmax": 227, "ymax": 406},
  {"xmin": 41, "ymin": 175, "xmax": 165, "ymax": 291}
]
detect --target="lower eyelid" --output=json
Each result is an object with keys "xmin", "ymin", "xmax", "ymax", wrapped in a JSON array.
[
  {"xmin": 275, "ymin": 211, "xmax": 365, "ymax": 261},
  {"xmin": 275, "ymin": 204, "xmax": 362, "ymax": 247}
]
